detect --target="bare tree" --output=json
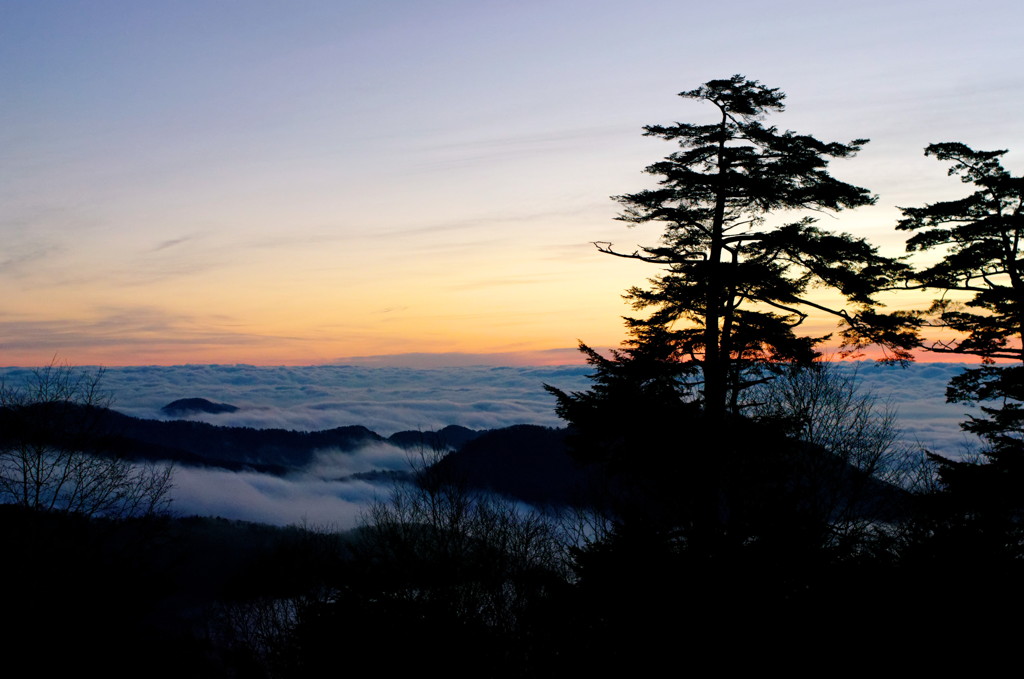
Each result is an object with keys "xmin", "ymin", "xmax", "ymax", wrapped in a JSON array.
[
  {"xmin": 357, "ymin": 445, "xmax": 568, "ymax": 634},
  {"xmin": 748, "ymin": 362, "xmax": 917, "ymax": 545},
  {"xmin": 0, "ymin": 359, "xmax": 173, "ymax": 518}
]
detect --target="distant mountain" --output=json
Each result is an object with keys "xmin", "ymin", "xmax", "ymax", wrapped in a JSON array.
[
  {"xmin": 387, "ymin": 424, "xmax": 482, "ymax": 451},
  {"xmin": 161, "ymin": 398, "xmax": 239, "ymax": 416},
  {"xmin": 0, "ymin": 402, "xmax": 484, "ymax": 475},
  {"xmin": 0, "ymin": 403, "xmax": 912, "ymax": 518},
  {"xmin": 431, "ymin": 424, "xmax": 598, "ymax": 506},
  {"xmin": 429, "ymin": 424, "xmax": 914, "ymax": 520},
  {"xmin": 110, "ymin": 417, "xmax": 383, "ymax": 471}
]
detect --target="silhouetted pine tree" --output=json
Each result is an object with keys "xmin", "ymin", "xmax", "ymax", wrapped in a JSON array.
[
  {"xmin": 898, "ymin": 143, "xmax": 1024, "ymax": 558},
  {"xmin": 600, "ymin": 75, "xmax": 915, "ymax": 419}
]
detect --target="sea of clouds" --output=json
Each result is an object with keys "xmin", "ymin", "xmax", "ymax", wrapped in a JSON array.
[
  {"xmin": 0, "ymin": 362, "xmax": 985, "ymax": 527},
  {"xmin": 98, "ymin": 364, "xmax": 595, "ymax": 435}
]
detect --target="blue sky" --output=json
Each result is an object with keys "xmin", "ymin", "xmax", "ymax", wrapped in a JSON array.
[{"xmin": 2, "ymin": 1, "xmax": 1022, "ymax": 365}]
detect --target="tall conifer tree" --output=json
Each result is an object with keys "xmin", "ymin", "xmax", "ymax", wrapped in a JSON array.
[
  {"xmin": 897, "ymin": 143, "xmax": 1024, "ymax": 531},
  {"xmin": 598, "ymin": 75, "xmax": 913, "ymax": 418}
]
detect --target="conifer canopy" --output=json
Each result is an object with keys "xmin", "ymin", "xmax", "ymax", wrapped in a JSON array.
[{"xmin": 602, "ymin": 75, "xmax": 914, "ymax": 417}]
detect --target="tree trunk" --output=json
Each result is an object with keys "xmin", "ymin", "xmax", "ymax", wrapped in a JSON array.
[{"xmin": 702, "ymin": 120, "xmax": 729, "ymax": 420}]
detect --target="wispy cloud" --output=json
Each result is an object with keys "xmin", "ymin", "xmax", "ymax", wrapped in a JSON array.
[
  {"xmin": 0, "ymin": 242, "xmax": 62, "ymax": 276},
  {"xmin": 408, "ymin": 124, "xmax": 626, "ymax": 172},
  {"xmin": 152, "ymin": 234, "xmax": 197, "ymax": 251},
  {"xmin": 445, "ymin": 275, "xmax": 559, "ymax": 291},
  {"xmin": 0, "ymin": 305, "xmax": 290, "ymax": 355},
  {"xmin": 380, "ymin": 204, "xmax": 600, "ymax": 240}
]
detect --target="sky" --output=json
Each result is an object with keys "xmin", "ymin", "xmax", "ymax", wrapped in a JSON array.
[{"xmin": 2, "ymin": 1, "xmax": 1022, "ymax": 367}]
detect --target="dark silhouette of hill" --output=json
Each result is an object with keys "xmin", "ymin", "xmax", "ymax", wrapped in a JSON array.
[
  {"xmin": 430, "ymin": 424, "xmax": 598, "ymax": 506},
  {"xmin": 0, "ymin": 402, "xmax": 482, "ymax": 474},
  {"xmin": 106, "ymin": 409, "xmax": 383, "ymax": 471},
  {"xmin": 425, "ymin": 422, "xmax": 912, "ymax": 520},
  {"xmin": 387, "ymin": 424, "xmax": 482, "ymax": 450},
  {"xmin": 161, "ymin": 397, "xmax": 239, "ymax": 416},
  {"xmin": 0, "ymin": 402, "xmax": 912, "ymax": 518},
  {"xmin": 1, "ymin": 403, "xmax": 370, "ymax": 472}
]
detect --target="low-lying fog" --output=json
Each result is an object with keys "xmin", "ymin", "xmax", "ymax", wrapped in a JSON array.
[{"xmin": 1, "ymin": 363, "xmax": 982, "ymax": 526}]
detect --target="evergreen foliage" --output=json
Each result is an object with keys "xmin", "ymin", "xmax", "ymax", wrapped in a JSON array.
[
  {"xmin": 897, "ymin": 143, "xmax": 1023, "ymax": 461},
  {"xmin": 897, "ymin": 142, "xmax": 1024, "ymax": 363},
  {"xmin": 897, "ymin": 143, "xmax": 1024, "ymax": 552},
  {"xmin": 602, "ymin": 75, "xmax": 915, "ymax": 417},
  {"xmin": 547, "ymin": 76, "xmax": 920, "ymax": 559}
]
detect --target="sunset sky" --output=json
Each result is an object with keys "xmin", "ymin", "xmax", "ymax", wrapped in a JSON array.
[{"xmin": 2, "ymin": 1, "xmax": 1021, "ymax": 367}]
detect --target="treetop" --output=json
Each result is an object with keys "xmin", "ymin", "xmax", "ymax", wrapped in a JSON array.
[
  {"xmin": 924, "ymin": 142, "xmax": 1010, "ymax": 183},
  {"xmin": 678, "ymin": 74, "xmax": 785, "ymax": 118}
]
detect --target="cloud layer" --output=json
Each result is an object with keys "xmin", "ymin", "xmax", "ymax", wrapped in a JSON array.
[
  {"xmin": 40, "ymin": 364, "xmax": 596, "ymax": 435},
  {"xmin": 167, "ymin": 444, "xmax": 410, "ymax": 527},
  {"xmin": 0, "ymin": 362, "xmax": 983, "ymax": 454},
  {"xmin": 0, "ymin": 362, "xmax": 988, "ymax": 526}
]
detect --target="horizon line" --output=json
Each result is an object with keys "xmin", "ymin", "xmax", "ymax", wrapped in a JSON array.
[{"xmin": 0, "ymin": 347, "xmax": 1000, "ymax": 370}]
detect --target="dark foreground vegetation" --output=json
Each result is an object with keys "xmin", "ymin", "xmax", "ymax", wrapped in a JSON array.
[
  {"xmin": 3, "ymin": 75, "xmax": 1024, "ymax": 674},
  {"xmin": 3, "ymin": 363, "xmax": 1024, "ymax": 676}
]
